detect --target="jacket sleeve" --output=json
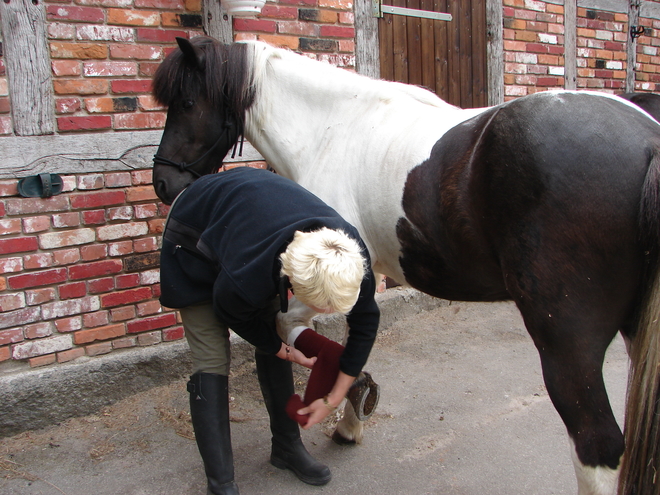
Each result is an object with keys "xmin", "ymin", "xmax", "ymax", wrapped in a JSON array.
[
  {"xmin": 213, "ymin": 276, "xmax": 283, "ymax": 355},
  {"xmin": 340, "ymin": 268, "xmax": 380, "ymax": 377}
]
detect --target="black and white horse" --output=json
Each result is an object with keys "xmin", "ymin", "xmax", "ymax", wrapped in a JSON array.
[{"xmin": 151, "ymin": 36, "xmax": 660, "ymax": 495}]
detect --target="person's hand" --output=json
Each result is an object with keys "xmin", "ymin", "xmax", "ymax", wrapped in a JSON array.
[
  {"xmin": 297, "ymin": 397, "xmax": 339, "ymax": 429},
  {"xmin": 276, "ymin": 342, "xmax": 317, "ymax": 369}
]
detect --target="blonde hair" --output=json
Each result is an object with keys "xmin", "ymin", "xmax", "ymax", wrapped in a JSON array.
[{"xmin": 280, "ymin": 228, "xmax": 366, "ymax": 314}]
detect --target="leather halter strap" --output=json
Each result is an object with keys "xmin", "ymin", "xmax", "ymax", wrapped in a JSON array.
[{"xmin": 153, "ymin": 121, "xmax": 241, "ymax": 177}]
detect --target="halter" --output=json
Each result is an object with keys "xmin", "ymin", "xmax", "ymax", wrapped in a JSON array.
[{"xmin": 153, "ymin": 121, "xmax": 243, "ymax": 177}]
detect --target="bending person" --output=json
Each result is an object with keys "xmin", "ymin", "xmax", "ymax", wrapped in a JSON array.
[{"xmin": 159, "ymin": 166, "xmax": 380, "ymax": 495}]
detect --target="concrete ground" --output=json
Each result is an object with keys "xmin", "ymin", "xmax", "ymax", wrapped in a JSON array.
[{"xmin": 0, "ymin": 298, "xmax": 628, "ymax": 495}]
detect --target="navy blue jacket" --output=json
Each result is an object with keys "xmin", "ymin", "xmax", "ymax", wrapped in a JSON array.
[{"xmin": 159, "ymin": 167, "xmax": 380, "ymax": 377}]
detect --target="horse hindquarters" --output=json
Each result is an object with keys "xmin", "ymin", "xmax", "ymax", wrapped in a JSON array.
[{"xmin": 618, "ymin": 154, "xmax": 660, "ymax": 495}]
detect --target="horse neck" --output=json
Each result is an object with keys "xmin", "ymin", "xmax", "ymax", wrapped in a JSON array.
[{"xmin": 243, "ymin": 46, "xmax": 460, "ymax": 184}]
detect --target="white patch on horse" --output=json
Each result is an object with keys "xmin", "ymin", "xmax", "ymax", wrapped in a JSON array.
[
  {"xmin": 240, "ymin": 40, "xmax": 488, "ymax": 282},
  {"xmin": 540, "ymin": 89, "xmax": 660, "ymax": 125},
  {"xmin": 568, "ymin": 438, "xmax": 620, "ymax": 495}
]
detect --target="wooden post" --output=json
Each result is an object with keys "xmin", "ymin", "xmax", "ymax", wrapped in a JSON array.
[
  {"xmin": 564, "ymin": 0, "xmax": 577, "ymax": 90},
  {"xmin": 203, "ymin": 0, "xmax": 233, "ymax": 43},
  {"xmin": 486, "ymin": 0, "xmax": 503, "ymax": 105},
  {"xmin": 627, "ymin": 0, "xmax": 641, "ymax": 92},
  {"xmin": 355, "ymin": 0, "xmax": 381, "ymax": 78},
  {"xmin": 0, "ymin": 0, "xmax": 55, "ymax": 136}
]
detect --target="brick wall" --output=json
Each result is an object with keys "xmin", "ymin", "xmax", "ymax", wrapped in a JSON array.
[
  {"xmin": 0, "ymin": 171, "xmax": 185, "ymax": 368},
  {"xmin": 503, "ymin": 0, "xmax": 660, "ymax": 98}
]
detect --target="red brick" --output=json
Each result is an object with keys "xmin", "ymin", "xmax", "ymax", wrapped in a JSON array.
[
  {"xmin": 59, "ymin": 281, "xmax": 87, "ymax": 299},
  {"xmin": 25, "ymin": 288, "xmax": 56, "ymax": 306},
  {"xmin": 58, "ymin": 115, "xmax": 112, "ymax": 132},
  {"xmin": 131, "ymin": 170, "xmax": 153, "ymax": 185},
  {"xmin": 83, "ymin": 61, "xmax": 137, "ymax": 77},
  {"xmin": 0, "ymin": 237, "xmax": 38, "ymax": 255},
  {"xmin": 127, "ymin": 313, "xmax": 177, "ymax": 334},
  {"xmin": 162, "ymin": 325, "xmax": 184, "ymax": 341},
  {"xmin": 111, "ymin": 79, "xmax": 153, "ymax": 94},
  {"xmin": 101, "ymin": 287, "xmax": 152, "ymax": 308},
  {"xmin": 138, "ymin": 331, "xmax": 161, "ymax": 345},
  {"xmin": 319, "ymin": 25, "xmax": 355, "ymax": 38},
  {"xmin": 39, "ymin": 229, "xmax": 96, "ymax": 249},
  {"xmin": 116, "ymin": 273, "xmax": 140, "ymax": 289},
  {"xmin": 113, "ymin": 336, "xmax": 137, "ymax": 349},
  {"xmin": 0, "ymin": 257, "xmax": 22, "ymax": 274},
  {"xmin": 86, "ymin": 342, "xmax": 113, "ymax": 356},
  {"xmin": 40, "ymin": 296, "xmax": 101, "ymax": 320},
  {"xmin": 22, "ymin": 216, "xmax": 51, "ymax": 233},
  {"xmin": 52, "ymin": 60, "xmax": 81, "ymax": 77},
  {"xmin": 148, "ymin": 218, "xmax": 165, "ymax": 234},
  {"xmin": 50, "ymin": 43, "xmax": 108, "ymax": 60},
  {"xmin": 8, "ymin": 268, "xmax": 68, "ymax": 290},
  {"xmin": 136, "ymin": 28, "xmax": 187, "ymax": 43},
  {"xmin": 57, "ymin": 347, "xmax": 86, "ymax": 363},
  {"xmin": 24, "ymin": 253, "xmax": 54, "ymax": 270},
  {"xmin": 52, "ymin": 212, "xmax": 81, "ymax": 228},
  {"xmin": 134, "ymin": 237, "xmax": 158, "ymax": 253},
  {"xmin": 107, "ymin": 206, "xmax": 133, "ymax": 221},
  {"xmin": 71, "ymin": 190, "xmax": 125, "ymax": 209},
  {"xmin": 74, "ymin": 322, "xmax": 125, "ymax": 344},
  {"xmin": 134, "ymin": 203, "xmax": 158, "ymax": 219},
  {"xmin": 111, "ymin": 305, "xmax": 136, "ymax": 321},
  {"xmin": 53, "ymin": 78, "xmax": 108, "ymax": 95},
  {"xmin": 0, "ymin": 180, "xmax": 18, "ymax": 197},
  {"xmin": 0, "ymin": 328, "xmax": 23, "ymax": 345},
  {"xmin": 83, "ymin": 310, "xmax": 110, "ymax": 328},
  {"xmin": 47, "ymin": 5, "xmax": 104, "ymax": 22},
  {"xmin": 80, "ymin": 244, "xmax": 108, "ymax": 261},
  {"xmin": 105, "ymin": 173, "xmax": 132, "ymax": 188},
  {"xmin": 88, "ymin": 276, "xmax": 115, "ymax": 294},
  {"xmin": 24, "ymin": 322, "xmax": 53, "ymax": 339},
  {"xmin": 233, "ymin": 18, "xmax": 277, "ymax": 33},
  {"xmin": 114, "ymin": 112, "xmax": 165, "ymax": 129},
  {"xmin": 126, "ymin": 186, "xmax": 158, "ymax": 202},
  {"xmin": 53, "ymin": 248, "xmax": 81, "ymax": 265},
  {"xmin": 53, "ymin": 89, "xmax": 85, "ymax": 110},
  {"xmin": 260, "ymin": 5, "xmax": 298, "ymax": 18},
  {"xmin": 0, "ymin": 97, "xmax": 10, "ymax": 114},
  {"xmin": 4, "ymin": 196, "xmax": 69, "ymax": 215},
  {"xmin": 55, "ymin": 316, "xmax": 83, "ymax": 332},
  {"xmin": 0, "ymin": 218, "xmax": 21, "ymax": 235},
  {"xmin": 29, "ymin": 354, "xmax": 57, "ymax": 368},
  {"xmin": 110, "ymin": 44, "xmax": 161, "ymax": 60},
  {"xmin": 82, "ymin": 209, "xmax": 106, "ymax": 225},
  {"xmin": 135, "ymin": 0, "xmax": 184, "ymax": 9},
  {"xmin": 108, "ymin": 8, "xmax": 160, "ymax": 26},
  {"xmin": 78, "ymin": 174, "xmax": 105, "ymax": 190},
  {"xmin": 0, "ymin": 346, "xmax": 10, "ymax": 362},
  {"xmin": 69, "ymin": 259, "xmax": 123, "ymax": 280},
  {"xmin": 0, "ymin": 293, "xmax": 25, "ymax": 312},
  {"xmin": 137, "ymin": 299, "xmax": 162, "ymax": 316},
  {"xmin": 108, "ymin": 240, "xmax": 133, "ymax": 256}
]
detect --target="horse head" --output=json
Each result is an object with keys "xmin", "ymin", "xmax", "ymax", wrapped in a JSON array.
[{"xmin": 152, "ymin": 36, "xmax": 254, "ymax": 204}]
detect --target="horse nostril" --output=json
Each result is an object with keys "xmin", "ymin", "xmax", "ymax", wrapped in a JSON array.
[{"xmin": 154, "ymin": 180, "xmax": 172, "ymax": 205}]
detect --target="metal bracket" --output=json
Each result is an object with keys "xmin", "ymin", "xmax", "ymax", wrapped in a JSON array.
[{"xmin": 372, "ymin": 0, "xmax": 452, "ymax": 21}]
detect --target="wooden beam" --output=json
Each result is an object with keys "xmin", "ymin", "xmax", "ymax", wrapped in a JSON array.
[
  {"xmin": 0, "ymin": 0, "xmax": 55, "ymax": 136},
  {"xmin": 203, "ymin": 0, "xmax": 233, "ymax": 43},
  {"xmin": 627, "ymin": 0, "xmax": 641, "ymax": 92},
  {"xmin": 486, "ymin": 0, "xmax": 503, "ymax": 105},
  {"xmin": 565, "ymin": 0, "xmax": 577, "ymax": 90},
  {"xmin": 355, "ymin": 0, "xmax": 381, "ymax": 78}
]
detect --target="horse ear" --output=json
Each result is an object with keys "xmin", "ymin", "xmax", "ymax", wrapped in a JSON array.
[{"xmin": 176, "ymin": 37, "xmax": 205, "ymax": 69}]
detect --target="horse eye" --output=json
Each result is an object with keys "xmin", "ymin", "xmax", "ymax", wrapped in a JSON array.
[{"xmin": 182, "ymin": 100, "xmax": 195, "ymax": 109}]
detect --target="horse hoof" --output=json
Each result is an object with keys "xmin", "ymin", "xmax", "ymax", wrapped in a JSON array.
[
  {"xmin": 331, "ymin": 430, "xmax": 357, "ymax": 446},
  {"xmin": 346, "ymin": 371, "xmax": 380, "ymax": 421}
]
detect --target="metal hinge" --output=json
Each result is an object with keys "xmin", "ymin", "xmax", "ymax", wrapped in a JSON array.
[{"xmin": 372, "ymin": 0, "xmax": 452, "ymax": 21}]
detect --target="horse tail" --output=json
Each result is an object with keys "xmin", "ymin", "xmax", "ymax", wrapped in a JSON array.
[{"xmin": 618, "ymin": 151, "xmax": 660, "ymax": 495}]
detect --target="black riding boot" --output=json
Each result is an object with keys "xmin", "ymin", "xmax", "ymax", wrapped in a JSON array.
[
  {"xmin": 255, "ymin": 350, "xmax": 332, "ymax": 486},
  {"xmin": 187, "ymin": 372, "xmax": 240, "ymax": 495}
]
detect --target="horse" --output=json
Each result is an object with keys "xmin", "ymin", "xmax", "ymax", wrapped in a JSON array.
[
  {"xmin": 619, "ymin": 92, "xmax": 660, "ymax": 123},
  {"xmin": 151, "ymin": 36, "xmax": 660, "ymax": 495}
]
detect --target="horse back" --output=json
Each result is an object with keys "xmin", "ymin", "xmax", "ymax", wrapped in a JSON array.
[{"xmin": 397, "ymin": 92, "xmax": 660, "ymax": 306}]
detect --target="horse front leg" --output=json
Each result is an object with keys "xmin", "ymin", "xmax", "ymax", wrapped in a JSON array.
[{"xmin": 332, "ymin": 399, "xmax": 364, "ymax": 444}]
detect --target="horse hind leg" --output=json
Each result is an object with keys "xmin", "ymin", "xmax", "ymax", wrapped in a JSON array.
[{"xmin": 525, "ymin": 319, "xmax": 623, "ymax": 495}]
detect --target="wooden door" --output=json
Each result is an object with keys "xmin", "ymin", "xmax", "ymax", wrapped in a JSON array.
[{"xmin": 378, "ymin": 0, "xmax": 488, "ymax": 109}]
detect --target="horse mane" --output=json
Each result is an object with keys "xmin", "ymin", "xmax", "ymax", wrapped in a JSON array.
[{"xmin": 152, "ymin": 36, "xmax": 255, "ymax": 118}]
